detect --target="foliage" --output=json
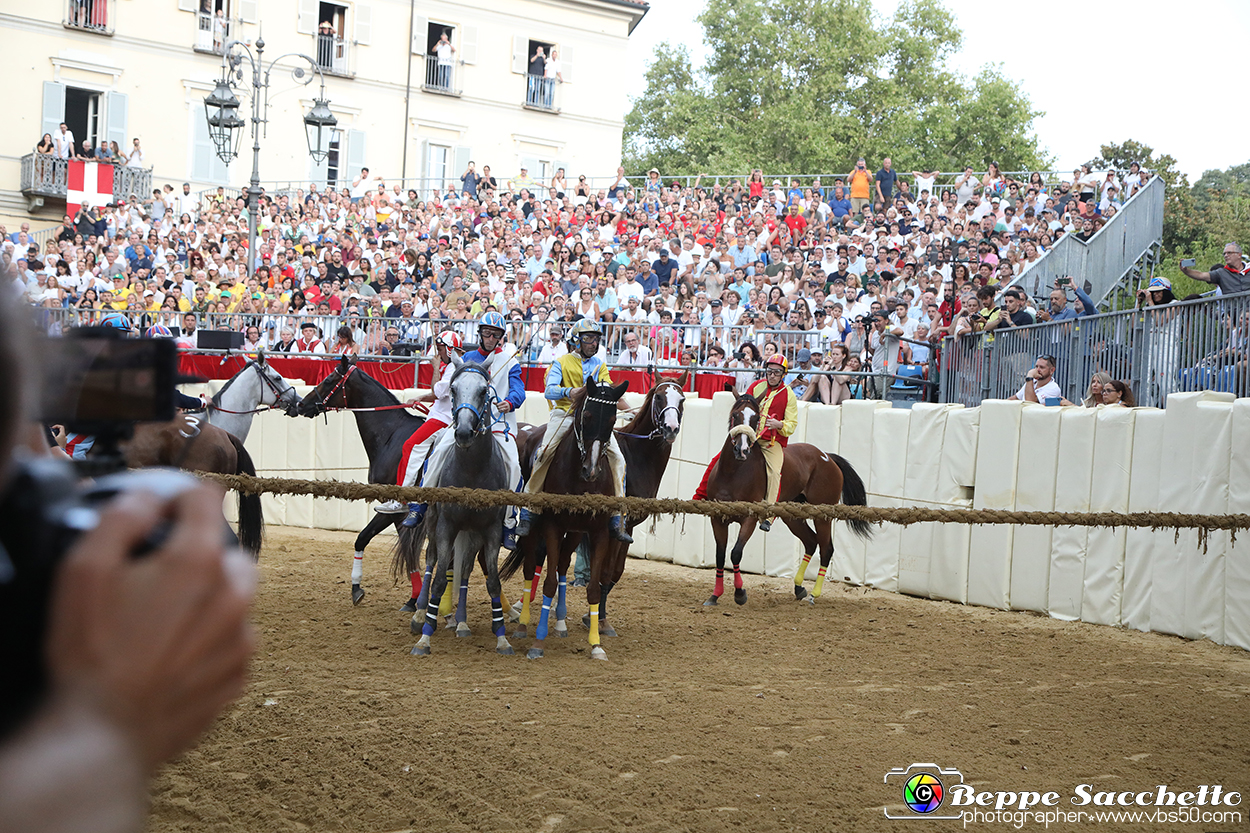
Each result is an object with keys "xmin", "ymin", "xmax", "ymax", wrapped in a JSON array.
[{"xmin": 623, "ymin": 0, "xmax": 1049, "ymax": 176}]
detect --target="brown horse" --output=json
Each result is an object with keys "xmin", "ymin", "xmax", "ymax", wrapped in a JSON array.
[
  {"xmin": 117, "ymin": 414, "xmax": 264, "ymax": 557},
  {"xmin": 508, "ymin": 371, "xmax": 688, "ymax": 639},
  {"xmin": 702, "ymin": 391, "xmax": 872, "ymax": 606},
  {"xmin": 500, "ymin": 375, "xmax": 628, "ymax": 660}
]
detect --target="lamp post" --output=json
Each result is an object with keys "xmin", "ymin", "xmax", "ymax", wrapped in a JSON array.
[{"xmin": 204, "ymin": 37, "xmax": 336, "ymax": 278}]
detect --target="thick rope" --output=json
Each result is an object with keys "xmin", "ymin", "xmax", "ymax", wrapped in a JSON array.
[{"xmin": 199, "ymin": 472, "xmax": 1244, "ymax": 550}]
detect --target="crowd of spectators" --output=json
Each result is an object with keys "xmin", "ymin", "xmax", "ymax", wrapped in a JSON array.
[{"xmin": 1, "ymin": 157, "xmax": 1154, "ymax": 401}]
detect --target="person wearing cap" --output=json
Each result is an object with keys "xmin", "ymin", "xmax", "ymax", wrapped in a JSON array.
[
  {"xmin": 391, "ymin": 331, "xmax": 463, "ymax": 523},
  {"xmin": 515, "ymin": 318, "xmax": 633, "ymax": 543},
  {"xmin": 787, "ymin": 348, "xmax": 816, "ymax": 398},
  {"xmin": 692, "ymin": 353, "xmax": 796, "ymax": 532},
  {"xmin": 1135, "ymin": 275, "xmax": 1177, "ymax": 308},
  {"xmin": 295, "ymin": 322, "xmax": 326, "ymax": 353}
]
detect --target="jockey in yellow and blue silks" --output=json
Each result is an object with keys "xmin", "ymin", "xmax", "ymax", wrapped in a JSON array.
[{"xmin": 515, "ymin": 318, "xmax": 633, "ymax": 543}]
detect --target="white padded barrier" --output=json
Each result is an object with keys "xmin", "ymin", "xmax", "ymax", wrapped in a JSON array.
[
  {"xmin": 801, "ymin": 401, "xmax": 843, "ymax": 582},
  {"xmin": 866, "ymin": 407, "xmax": 910, "ymax": 592},
  {"xmin": 1183, "ymin": 399, "xmax": 1233, "ymax": 643},
  {"xmin": 1122, "ymin": 409, "xmax": 1165, "ymax": 633},
  {"xmin": 1226, "ymin": 400, "xmax": 1250, "ymax": 651},
  {"xmin": 929, "ymin": 407, "xmax": 978, "ymax": 603},
  {"xmin": 897, "ymin": 404, "xmax": 956, "ymax": 597},
  {"xmin": 968, "ymin": 400, "xmax": 1024, "ymax": 610},
  {"xmin": 1082, "ymin": 406, "xmax": 1135, "ymax": 627},
  {"xmin": 830, "ymin": 400, "xmax": 891, "ymax": 585},
  {"xmin": 1009, "ymin": 404, "xmax": 1062, "ymax": 614},
  {"xmin": 1048, "ymin": 407, "xmax": 1097, "ymax": 621}
]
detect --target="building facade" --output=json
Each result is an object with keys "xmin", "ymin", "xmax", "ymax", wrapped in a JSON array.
[{"xmin": 2, "ymin": 0, "xmax": 647, "ymax": 228}]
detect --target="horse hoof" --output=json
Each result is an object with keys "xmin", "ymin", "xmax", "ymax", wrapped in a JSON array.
[
  {"xmin": 410, "ymin": 644, "xmax": 431, "ymax": 656},
  {"xmin": 399, "ymin": 597, "xmax": 418, "ymax": 613},
  {"xmin": 497, "ymin": 645, "xmax": 515, "ymax": 656},
  {"xmin": 443, "ymin": 616, "xmax": 455, "ymax": 630},
  {"xmin": 601, "ymin": 622, "xmax": 618, "ymax": 638},
  {"xmin": 806, "ymin": 594, "xmax": 817, "ymax": 606},
  {"xmin": 527, "ymin": 647, "xmax": 544, "ymax": 660},
  {"xmin": 734, "ymin": 588, "xmax": 748, "ymax": 606},
  {"xmin": 794, "ymin": 585, "xmax": 807, "ymax": 601},
  {"xmin": 456, "ymin": 623, "xmax": 472, "ymax": 638},
  {"xmin": 554, "ymin": 621, "xmax": 569, "ymax": 638},
  {"xmin": 513, "ymin": 628, "xmax": 528, "ymax": 640},
  {"xmin": 704, "ymin": 595, "xmax": 720, "ymax": 607},
  {"xmin": 351, "ymin": 584, "xmax": 365, "ymax": 605},
  {"xmin": 410, "ymin": 615, "xmax": 422, "ymax": 635},
  {"xmin": 591, "ymin": 646, "xmax": 608, "ymax": 661}
]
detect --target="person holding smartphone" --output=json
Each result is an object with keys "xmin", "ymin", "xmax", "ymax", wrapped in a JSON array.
[
  {"xmin": 1035, "ymin": 277, "xmax": 1096, "ymax": 322},
  {"xmin": 1180, "ymin": 243, "xmax": 1249, "ymax": 295}
]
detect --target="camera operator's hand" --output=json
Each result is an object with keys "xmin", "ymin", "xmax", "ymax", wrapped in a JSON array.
[{"xmin": 44, "ymin": 484, "xmax": 255, "ymax": 773}]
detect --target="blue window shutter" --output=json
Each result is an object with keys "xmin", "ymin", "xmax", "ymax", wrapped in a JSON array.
[{"xmin": 42, "ymin": 82, "xmax": 66, "ymax": 140}]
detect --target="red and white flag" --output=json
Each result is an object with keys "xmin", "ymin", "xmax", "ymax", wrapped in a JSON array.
[{"xmin": 67, "ymin": 160, "xmax": 115, "ymax": 215}]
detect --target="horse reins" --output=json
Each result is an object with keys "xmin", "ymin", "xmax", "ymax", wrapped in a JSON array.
[
  {"xmin": 208, "ymin": 360, "xmax": 298, "ymax": 415},
  {"xmin": 614, "ymin": 380, "xmax": 683, "ymax": 440}
]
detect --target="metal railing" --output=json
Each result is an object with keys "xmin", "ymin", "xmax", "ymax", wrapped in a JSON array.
[
  {"xmin": 64, "ymin": 0, "xmax": 112, "ymax": 34},
  {"xmin": 194, "ymin": 10, "xmax": 235, "ymax": 54},
  {"xmin": 20, "ymin": 154, "xmax": 153, "ymax": 204},
  {"xmin": 314, "ymin": 33, "xmax": 351, "ymax": 76},
  {"xmin": 422, "ymin": 54, "xmax": 461, "ymax": 96},
  {"xmin": 938, "ymin": 290, "xmax": 1250, "ymax": 408},
  {"xmin": 524, "ymin": 74, "xmax": 560, "ymax": 113},
  {"xmin": 999, "ymin": 175, "xmax": 1166, "ymax": 307}
]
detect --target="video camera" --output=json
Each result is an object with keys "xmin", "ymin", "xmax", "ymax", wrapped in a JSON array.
[{"xmin": 0, "ymin": 324, "xmax": 226, "ymax": 739}]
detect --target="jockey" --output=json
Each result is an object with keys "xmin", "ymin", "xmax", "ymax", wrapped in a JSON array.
[
  {"xmin": 515, "ymin": 318, "xmax": 633, "ymax": 543},
  {"xmin": 692, "ymin": 353, "xmax": 797, "ymax": 531},
  {"xmin": 146, "ymin": 323, "xmax": 204, "ymax": 411},
  {"xmin": 408, "ymin": 311, "xmax": 526, "ymax": 547},
  {"xmin": 386, "ymin": 330, "xmax": 460, "ymax": 518}
]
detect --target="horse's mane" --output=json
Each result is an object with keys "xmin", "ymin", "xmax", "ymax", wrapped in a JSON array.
[
  {"xmin": 347, "ymin": 365, "xmax": 402, "ymax": 405},
  {"xmin": 211, "ymin": 358, "xmax": 254, "ymax": 405}
]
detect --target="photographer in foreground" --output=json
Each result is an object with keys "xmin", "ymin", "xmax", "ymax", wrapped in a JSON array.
[{"xmin": 0, "ymin": 298, "xmax": 255, "ymax": 833}]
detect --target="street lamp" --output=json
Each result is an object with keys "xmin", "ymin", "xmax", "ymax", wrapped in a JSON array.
[{"xmin": 204, "ymin": 36, "xmax": 337, "ymax": 277}]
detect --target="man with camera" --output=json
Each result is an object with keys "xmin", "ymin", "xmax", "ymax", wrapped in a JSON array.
[{"xmin": 0, "ymin": 299, "xmax": 255, "ymax": 831}]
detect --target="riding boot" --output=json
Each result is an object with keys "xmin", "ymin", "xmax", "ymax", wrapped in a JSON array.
[
  {"xmin": 502, "ymin": 519, "xmax": 518, "ymax": 550},
  {"xmin": 758, "ymin": 518, "xmax": 772, "ymax": 532},
  {"xmin": 515, "ymin": 507, "xmax": 536, "ymax": 537},
  {"xmin": 609, "ymin": 515, "xmax": 633, "ymax": 544},
  {"xmin": 402, "ymin": 502, "xmax": 426, "ymax": 528}
]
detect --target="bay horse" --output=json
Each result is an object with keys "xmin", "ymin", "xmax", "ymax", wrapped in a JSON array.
[
  {"xmin": 702, "ymin": 391, "xmax": 873, "ymax": 606},
  {"xmin": 500, "ymin": 374, "xmax": 629, "ymax": 660},
  {"xmin": 118, "ymin": 414, "xmax": 264, "ymax": 558},
  {"xmin": 509, "ymin": 371, "xmax": 688, "ymax": 639},
  {"xmin": 392, "ymin": 360, "xmax": 515, "ymax": 656},
  {"xmin": 205, "ymin": 352, "xmax": 300, "ymax": 442},
  {"xmin": 296, "ymin": 356, "xmax": 426, "ymax": 605}
]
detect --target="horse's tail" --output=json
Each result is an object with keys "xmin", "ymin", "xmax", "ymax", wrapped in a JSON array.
[
  {"xmin": 499, "ymin": 531, "xmax": 531, "ymax": 582},
  {"xmin": 228, "ymin": 432, "xmax": 265, "ymax": 558},
  {"xmin": 392, "ymin": 507, "xmax": 430, "ymax": 584},
  {"xmin": 833, "ymin": 454, "xmax": 874, "ymax": 541}
]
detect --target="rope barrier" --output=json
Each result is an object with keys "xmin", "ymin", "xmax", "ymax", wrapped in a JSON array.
[{"xmin": 199, "ymin": 472, "xmax": 1246, "ymax": 550}]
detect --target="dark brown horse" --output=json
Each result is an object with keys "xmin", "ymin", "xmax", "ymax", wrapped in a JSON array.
[
  {"xmin": 500, "ymin": 375, "xmax": 628, "ymax": 660},
  {"xmin": 702, "ymin": 391, "xmax": 872, "ymax": 606},
  {"xmin": 118, "ymin": 414, "xmax": 264, "ymax": 557}
]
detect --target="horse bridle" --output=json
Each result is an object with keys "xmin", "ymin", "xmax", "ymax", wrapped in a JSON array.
[
  {"xmin": 251, "ymin": 360, "xmax": 297, "ymax": 411},
  {"xmin": 310, "ymin": 364, "xmax": 356, "ymax": 415},
  {"xmin": 450, "ymin": 363, "xmax": 496, "ymax": 437},
  {"xmin": 615, "ymin": 379, "xmax": 684, "ymax": 441},
  {"xmin": 575, "ymin": 393, "xmax": 619, "ymax": 461}
]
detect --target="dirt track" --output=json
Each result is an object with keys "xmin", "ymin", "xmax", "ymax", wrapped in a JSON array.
[{"xmin": 148, "ymin": 527, "xmax": 1250, "ymax": 833}]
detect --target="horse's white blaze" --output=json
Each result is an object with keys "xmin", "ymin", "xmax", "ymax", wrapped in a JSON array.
[
  {"xmin": 663, "ymin": 388, "xmax": 682, "ymax": 431},
  {"xmin": 590, "ymin": 439, "xmax": 601, "ymax": 466}
]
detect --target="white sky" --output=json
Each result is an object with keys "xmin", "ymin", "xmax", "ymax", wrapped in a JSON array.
[{"xmin": 624, "ymin": 0, "xmax": 1249, "ymax": 181}]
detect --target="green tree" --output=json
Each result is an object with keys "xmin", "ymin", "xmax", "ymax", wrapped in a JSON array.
[{"xmin": 624, "ymin": 0, "xmax": 1049, "ymax": 176}]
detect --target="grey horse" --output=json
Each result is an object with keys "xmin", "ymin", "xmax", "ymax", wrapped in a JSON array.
[
  {"xmin": 205, "ymin": 352, "xmax": 299, "ymax": 442},
  {"xmin": 394, "ymin": 359, "xmax": 515, "ymax": 656}
]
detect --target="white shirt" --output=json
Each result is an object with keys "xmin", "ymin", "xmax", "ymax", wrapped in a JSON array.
[
  {"xmin": 53, "ymin": 128, "xmax": 75, "ymax": 160},
  {"xmin": 617, "ymin": 344, "xmax": 652, "ymax": 366},
  {"xmin": 435, "ymin": 41, "xmax": 454, "ymax": 66},
  {"xmin": 1015, "ymin": 378, "xmax": 1062, "ymax": 402},
  {"xmin": 126, "ymin": 148, "xmax": 144, "ymax": 168}
]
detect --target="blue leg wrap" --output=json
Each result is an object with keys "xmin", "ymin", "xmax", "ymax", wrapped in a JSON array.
[{"xmin": 535, "ymin": 595, "xmax": 553, "ymax": 641}]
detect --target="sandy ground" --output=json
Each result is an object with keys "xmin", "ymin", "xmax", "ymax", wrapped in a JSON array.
[{"xmin": 147, "ymin": 527, "xmax": 1250, "ymax": 833}]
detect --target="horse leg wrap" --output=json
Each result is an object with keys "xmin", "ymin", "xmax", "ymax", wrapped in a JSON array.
[
  {"xmin": 416, "ymin": 563, "xmax": 434, "ymax": 611},
  {"xmin": 814, "ymin": 566, "xmax": 827, "ymax": 598},
  {"xmin": 438, "ymin": 570, "xmax": 454, "ymax": 617},
  {"xmin": 536, "ymin": 596, "xmax": 553, "ymax": 642},
  {"xmin": 456, "ymin": 580, "xmax": 469, "ymax": 625},
  {"xmin": 733, "ymin": 565, "xmax": 744, "ymax": 590},
  {"xmin": 714, "ymin": 568, "xmax": 725, "ymax": 598},
  {"xmin": 491, "ymin": 596, "xmax": 505, "ymax": 638},
  {"xmin": 588, "ymin": 603, "xmax": 601, "ymax": 646},
  {"xmin": 795, "ymin": 553, "xmax": 812, "ymax": 586},
  {"xmin": 409, "ymin": 571, "xmax": 423, "ymax": 599},
  {"xmin": 351, "ymin": 552, "xmax": 364, "ymax": 584},
  {"xmin": 421, "ymin": 601, "xmax": 439, "ymax": 637},
  {"xmin": 555, "ymin": 575, "xmax": 568, "ymax": 622}
]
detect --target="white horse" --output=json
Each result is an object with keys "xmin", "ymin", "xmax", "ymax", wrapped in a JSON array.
[{"xmin": 205, "ymin": 353, "xmax": 299, "ymax": 441}]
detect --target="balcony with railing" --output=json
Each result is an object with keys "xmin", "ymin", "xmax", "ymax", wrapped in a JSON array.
[
  {"xmin": 63, "ymin": 0, "xmax": 113, "ymax": 34},
  {"xmin": 194, "ymin": 10, "xmax": 236, "ymax": 54},
  {"xmin": 315, "ymin": 32, "xmax": 352, "ymax": 77},
  {"xmin": 20, "ymin": 154, "xmax": 152, "ymax": 205},
  {"xmin": 523, "ymin": 74, "xmax": 560, "ymax": 114},
  {"xmin": 422, "ymin": 54, "xmax": 461, "ymax": 97}
]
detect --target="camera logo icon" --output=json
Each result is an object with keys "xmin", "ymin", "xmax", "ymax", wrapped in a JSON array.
[{"xmin": 884, "ymin": 763, "xmax": 964, "ymax": 820}]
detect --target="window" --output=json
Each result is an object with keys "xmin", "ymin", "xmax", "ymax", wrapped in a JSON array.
[
  {"xmin": 195, "ymin": 0, "xmax": 234, "ymax": 54},
  {"xmin": 64, "ymin": 88, "xmax": 101, "ymax": 154},
  {"xmin": 422, "ymin": 21, "xmax": 458, "ymax": 94},
  {"xmin": 64, "ymin": 0, "xmax": 112, "ymax": 34},
  {"xmin": 512, "ymin": 37, "xmax": 567, "ymax": 112},
  {"xmin": 426, "ymin": 143, "xmax": 449, "ymax": 199},
  {"xmin": 325, "ymin": 129, "xmax": 343, "ymax": 188}
]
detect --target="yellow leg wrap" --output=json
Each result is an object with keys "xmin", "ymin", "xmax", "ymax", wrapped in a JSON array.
[
  {"xmin": 499, "ymin": 587, "xmax": 510, "ymax": 613},
  {"xmin": 813, "ymin": 566, "xmax": 827, "ymax": 598},
  {"xmin": 795, "ymin": 553, "xmax": 812, "ymax": 586},
  {"xmin": 520, "ymin": 588, "xmax": 531, "ymax": 626},
  {"xmin": 438, "ymin": 570, "xmax": 454, "ymax": 616},
  {"xmin": 588, "ymin": 603, "xmax": 601, "ymax": 646}
]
